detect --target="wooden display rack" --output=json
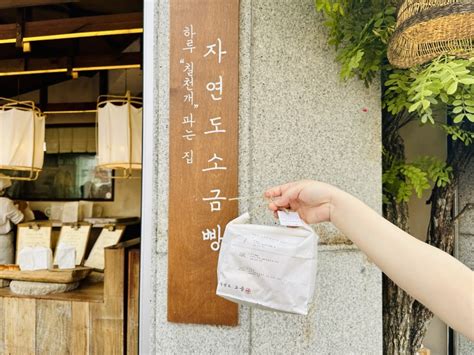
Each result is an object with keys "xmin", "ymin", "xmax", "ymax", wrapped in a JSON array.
[{"xmin": 0, "ymin": 238, "xmax": 140, "ymax": 354}]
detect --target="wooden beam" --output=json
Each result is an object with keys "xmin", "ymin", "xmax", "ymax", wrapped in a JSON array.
[
  {"xmin": 0, "ymin": 0, "xmax": 78, "ymax": 9},
  {"xmin": 0, "ymin": 52, "xmax": 141, "ymax": 75},
  {"xmin": 45, "ymin": 116, "xmax": 96, "ymax": 126},
  {"xmin": 43, "ymin": 102, "xmax": 96, "ymax": 112},
  {"xmin": 0, "ymin": 13, "xmax": 142, "ymax": 44}
]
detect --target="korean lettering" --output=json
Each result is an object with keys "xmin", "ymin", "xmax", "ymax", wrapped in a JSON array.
[
  {"xmin": 202, "ymin": 153, "xmax": 227, "ymax": 172},
  {"xmin": 203, "ymin": 38, "xmax": 227, "ymax": 64},
  {"xmin": 202, "ymin": 224, "xmax": 223, "ymax": 251},
  {"xmin": 182, "ymin": 25, "xmax": 196, "ymax": 53},
  {"xmin": 180, "ymin": 60, "xmax": 195, "ymax": 106},
  {"xmin": 204, "ymin": 117, "xmax": 226, "ymax": 135},
  {"xmin": 206, "ymin": 75, "xmax": 223, "ymax": 101},
  {"xmin": 182, "ymin": 113, "xmax": 195, "ymax": 127},
  {"xmin": 182, "ymin": 129, "xmax": 195, "ymax": 141},
  {"xmin": 182, "ymin": 150, "xmax": 193, "ymax": 165},
  {"xmin": 202, "ymin": 189, "xmax": 226, "ymax": 212}
]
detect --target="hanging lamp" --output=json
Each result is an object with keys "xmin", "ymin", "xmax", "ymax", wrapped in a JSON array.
[
  {"xmin": 0, "ymin": 98, "xmax": 45, "ymax": 180},
  {"xmin": 96, "ymin": 91, "xmax": 143, "ymax": 178},
  {"xmin": 388, "ymin": 0, "xmax": 474, "ymax": 68}
]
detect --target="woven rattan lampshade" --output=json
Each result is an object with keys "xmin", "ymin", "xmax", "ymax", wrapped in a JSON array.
[{"xmin": 388, "ymin": 0, "xmax": 474, "ymax": 68}]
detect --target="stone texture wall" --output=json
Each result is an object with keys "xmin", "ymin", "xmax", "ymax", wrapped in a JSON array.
[{"xmin": 149, "ymin": 0, "xmax": 383, "ymax": 353}]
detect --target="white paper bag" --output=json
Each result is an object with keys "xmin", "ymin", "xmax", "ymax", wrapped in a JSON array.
[
  {"xmin": 56, "ymin": 244, "xmax": 76, "ymax": 269},
  {"xmin": 216, "ymin": 213, "xmax": 319, "ymax": 315},
  {"xmin": 18, "ymin": 246, "xmax": 53, "ymax": 271}
]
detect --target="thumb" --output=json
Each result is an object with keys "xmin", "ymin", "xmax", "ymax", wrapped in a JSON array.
[{"xmin": 272, "ymin": 195, "xmax": 291, "ymax": 209}]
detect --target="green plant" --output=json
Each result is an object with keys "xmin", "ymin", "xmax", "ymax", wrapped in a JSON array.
[
  {"xmin": 315, "ymin": 0, "xmax": 396, "ymax": 85},
  {"xmin": 384, "ymin": 56, "xmax": 474, "ymax": 124},
  {"xmin": 383, "ymin": 155, "xmax": 453, "ymax": 203}
]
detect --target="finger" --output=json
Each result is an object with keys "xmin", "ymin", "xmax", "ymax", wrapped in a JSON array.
[
  {"xmin": 264, "ymin": 182, "xmax": 295, "ymax": 198},
  {"xmin": 272, "ymin": 195, "xmax": 291, "ymax": 209},
  {"xmin": 273, "ymin": 183, "xmax": 303, "ymax": 208},
  {"xmin": 268, "ymin": 202, "xmax": 279, "ymax": 211},
  {"xmin": 264, "ymin": 186, "xmax": 283, "ymax": 198}
]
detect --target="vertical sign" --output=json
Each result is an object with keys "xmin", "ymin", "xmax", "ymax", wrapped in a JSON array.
[{"xmin": 168, "ymin": 0, "xmax": 239, "ymax": 325}]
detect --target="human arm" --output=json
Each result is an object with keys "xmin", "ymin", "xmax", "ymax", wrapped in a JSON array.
[
  {"xmin": 15, "ymin": 201, "xmax": 34, "ymax": 222},
  {"xmin": 5, "ymin": 199, "xmax": 24, "ymax": 225},
  {"xmin": 265, "ymin": 180, "xmax": 474, "ymax": 340}
]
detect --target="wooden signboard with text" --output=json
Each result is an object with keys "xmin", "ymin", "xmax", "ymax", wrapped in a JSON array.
[{"xmin": 168, "ymin": 0, "xmax": 239, "ymax": 325}]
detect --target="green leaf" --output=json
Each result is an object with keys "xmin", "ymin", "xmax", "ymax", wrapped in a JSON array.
[
  {"xmin": 459, "ymin": 77, "xmax": 474, "ymax": 85},
  {"xmin": 440, "ymin": 93, "xmax": 449, "ymax": 103},
  {"xmin": 408, "ymin": 101, "xmax": 421, "ymax": 112},
  {"xmin": 454, "ymin": 113, "xmax": 465, "ymax": 123},
  {"xmin": 452, "ymin": 106, "xmax": 463, "ymax": 114},
  {"xmin": 447, "ymin": 81, "xmax": 458, "ymax": 95}
]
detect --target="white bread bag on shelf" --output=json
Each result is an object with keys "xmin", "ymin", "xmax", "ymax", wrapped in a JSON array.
[{"xmin": 216, "ymin": 212, "xmax": 319, "ymax": 315}]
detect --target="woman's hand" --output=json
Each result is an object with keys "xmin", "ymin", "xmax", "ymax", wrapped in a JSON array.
[{"xmin": 264, "ymin": 180, "xmax": 338, "ymax": 224}]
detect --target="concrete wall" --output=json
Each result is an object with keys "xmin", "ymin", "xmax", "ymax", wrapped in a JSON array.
[{"xmin": 149, "ymin": 0, "xmax": 383, "ymax": 353}]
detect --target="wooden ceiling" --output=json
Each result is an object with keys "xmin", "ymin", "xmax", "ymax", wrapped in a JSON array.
[{"xmin": 0, "ymin": 0, "xmax": 142, "ymax": 98}]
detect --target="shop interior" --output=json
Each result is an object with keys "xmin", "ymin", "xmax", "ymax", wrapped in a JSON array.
[{"xmin": 0, "ymin": 1, "xmax": 143, "ymax": 353}]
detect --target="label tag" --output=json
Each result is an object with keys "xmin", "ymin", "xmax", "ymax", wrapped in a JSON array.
[{"xmin": 277, "ymin": 210, "xmax": 304, "ymax": 227}]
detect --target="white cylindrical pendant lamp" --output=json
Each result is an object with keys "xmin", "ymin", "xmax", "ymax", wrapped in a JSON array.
[
  {"xmin": 0, "ymin": 105, "xmax": 45, "ymax": 180},
  {"xmin": 96, "ymin": 101, "xmax": 142, "ymax": 173}
]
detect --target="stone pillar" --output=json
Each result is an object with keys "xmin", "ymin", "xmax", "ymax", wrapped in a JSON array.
[{"xmin": 150, "ymin": 0, "xmax": 383, "ymax": 353}]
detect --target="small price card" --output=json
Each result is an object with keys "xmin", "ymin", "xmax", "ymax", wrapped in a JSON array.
[{"xmin": 277, "ymin": 210, "xmax": 304, "ymax": 227}]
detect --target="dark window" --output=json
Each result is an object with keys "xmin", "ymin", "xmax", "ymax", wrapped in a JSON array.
[{"xmin": 4, "ymin": 153, "xmax": 114, "ymax": 201}]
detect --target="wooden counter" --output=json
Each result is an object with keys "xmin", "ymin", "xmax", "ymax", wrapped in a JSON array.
[
  {"xmin": 0, "ymin": 239, "xmax": 140, "ymax": 355},
  {"xmin": 0, "ymin": 280, "xmax": 103, "ymax": 303}
]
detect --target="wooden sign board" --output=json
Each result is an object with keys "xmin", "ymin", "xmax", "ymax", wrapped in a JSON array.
[
  {"xmin": 53, "ymin": 224, "xmax": 91, "ymax": 265},
  {"xmin": 84, "ymin": 226, "xmax": 124, "ymax": 270},
  {"xmin": 168, "ymin": 0, "xmax": 239, "ymax": 325},
  {"xmin": 16, "ymin": 222, "xmax": 52, "ymax": 263}
]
